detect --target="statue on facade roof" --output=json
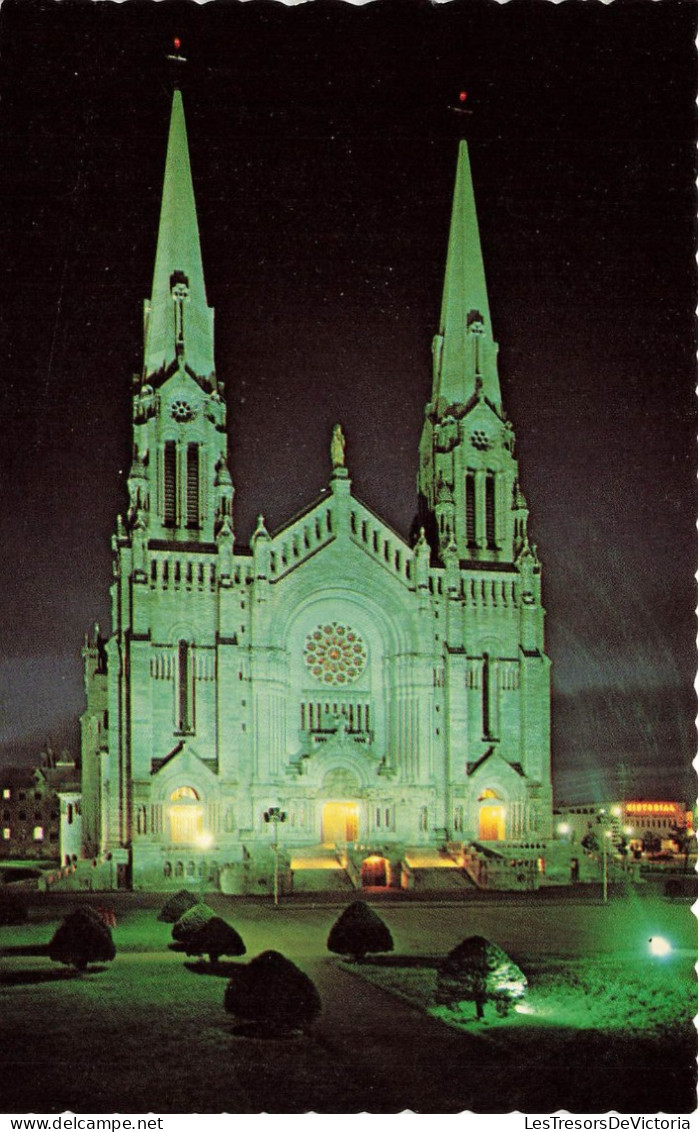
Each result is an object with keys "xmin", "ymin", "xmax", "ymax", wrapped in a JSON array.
[{"xmin": 331, "ymin": 423, "xmax": 346, "ymax": 470}]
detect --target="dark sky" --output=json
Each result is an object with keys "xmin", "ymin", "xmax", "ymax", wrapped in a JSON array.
[{"xmin": 0, "ymin": 0, "xmax": 695, "ymax": 804}]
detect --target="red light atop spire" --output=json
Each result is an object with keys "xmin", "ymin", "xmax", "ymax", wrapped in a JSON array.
[
  {"xmin": 459, "ymin": 91, "xmax": 467, "ymax": 103},
  {"xmin": 173, "ymin": 37, "xmax": 181, "ymax": 50}
]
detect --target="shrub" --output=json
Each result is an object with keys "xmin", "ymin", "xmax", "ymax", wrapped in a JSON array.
[
  {"xmin": 0, "ymin": 891, "xmax": 28, "ymax": 925},
  {"xmin": 172, "ymin": 902, "xmax": 215, "ymax": 943},
  {"xmin": 71, "ymin": 904, "xmax": 117, "ymax": 930},
  {"xmin": 158, "ymin": 889, "xmax": 199, "ymax": 923},
  {"xmin": 48, "ymin": 909, "xmax": 116, "ymax": 972},
  {"xmin": 327, "ymin": 900, "xmax": 394, "ymax": 961},
  {"xmin": 185, "ymin": 916, "xmax": 246, "ymax": 964},
  {"xmin": 436, "ymin": 935, "xmax": 526, "ymax": 1020},
  {"xmin": 224, "ymin": 950, "xmax": 321, "ymax": 1032}
]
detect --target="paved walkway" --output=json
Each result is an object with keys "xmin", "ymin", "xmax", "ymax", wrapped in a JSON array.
[{"xmin": 307, "ymin": 957, "xmax": 485, "ymax": 1113}]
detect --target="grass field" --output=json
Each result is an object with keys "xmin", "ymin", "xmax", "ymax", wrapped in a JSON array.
[{"xmin": 0, "ymin": 891, "xmax": 696, "ymax": 1114}]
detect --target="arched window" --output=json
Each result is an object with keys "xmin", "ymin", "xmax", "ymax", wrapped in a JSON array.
[
  {"xmin": 170, "ymin": 786, "xmax": 199, "ymax": 802},
  {"xmin": 465, "ymin": 472, "xmax": 476, "ymax": 548},
  {"xmin": 485, "ymin": 473, "xmax": 496, "ymax": 549},
  {"xmin": 186, "ymin": 444, "xmax": 200, "ymax": 529},
  {"xmin": 177, "ymin": 640, "xmax": 193, "ymax": 732},
  {"xmin": 163, "ymin": 441, "xmax": 177, "ymax": 527}
]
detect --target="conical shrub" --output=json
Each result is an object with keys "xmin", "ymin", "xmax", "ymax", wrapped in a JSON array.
[
  {"xmin": 185, "ymin": 916, "xmax": 246, "ymax": 964},
  {"xmin": 327, "ymin": 900, "xmax": 394, "ymax": 961},
  {"xmin": 172, "ymin": 902, "xmax": 216, "ymax": 943},
  {"xmin": 48, "ymin": 909, "xmax": 116, "ymax": 972},
  {"xmin": 224, "ymin": 950, "xmax": 321, "ymax": 1031},
  {"xmin": 158, "ymin": 889, "xmax": 199, "ymax": 923},
  {"xmin": 436, "ymin": 934, "xmax": 527, "ymax": 1019}
]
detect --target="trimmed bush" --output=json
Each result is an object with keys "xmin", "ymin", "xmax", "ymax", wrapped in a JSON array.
[
  {"xmin": 436, "ymin": 934, "xmax": 527, "ymax": 1020},
  {"xmin": 172, "ymin": 902, "xmax": 216, "ymax": 943},
  {"xmin": 71, "ymin": 904, "xmax": 117, "ymax": 930},
  {"xmin": 48, "ymin": 909, "xmax": 116, "ymax": 972},
  {"xmin": 0, "ymin": 891, "xmax": 28, "ymax": 925},
  {"xmin": 327, "ymin": 900, "xmax": 394, "ymax": 961},
  {"xmin": 158, "ymin": 889, "xmax": 199, "ymax": 923},
  {"xmin": 185, "ymin": 916, "xmax": 246, "ymax": 964},
  {"xmin": 224, "ymin": 950, "xmax": 321, "ymax": 1032}
]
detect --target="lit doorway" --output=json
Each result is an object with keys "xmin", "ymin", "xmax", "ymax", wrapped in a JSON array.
[
  {"xmin": 169, "ymin": 786, "xmax": 203, "ymax": 844},
  {"xmin": 361, "ymin": 855, "xmax": 389, "ymax": 887},
  {"xmin": 478, "ymin": 789, "xmax": 506, "ymax": 841},
  {"xmin": 322, "ymin": 802, "xmax": 359, "ymax": 845}
]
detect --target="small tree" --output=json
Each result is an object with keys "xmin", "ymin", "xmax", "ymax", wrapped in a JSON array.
[
  {"xmin": 436, "ymin": 935, "xmax": 527, "ymax": 1020},
  {"xmin": 48, "ymin": 909, "xmax": 116, "ymax": 972},
  {"xmin": 158, "ymin": 889, "xmax": 199, "ymax": 923},
  {"xmin": 172, "ymin": 902, "xmax": 215, "ymax": 943},
  {"xmin": 185, "ymin": 916, "xmax": 246, "ymax": 965},
  {"xmin": 327, "ymin": 900, "xmax": 394, "ymax": 962},
  {"xmin": 224, "ymin": 950, "xmax": 321, "ymax": 1033}
]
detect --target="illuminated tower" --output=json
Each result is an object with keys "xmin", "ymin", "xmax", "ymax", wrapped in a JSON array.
[{"xmin": 416, "ymin": 139, "xmax": 552, "ymax": 843}]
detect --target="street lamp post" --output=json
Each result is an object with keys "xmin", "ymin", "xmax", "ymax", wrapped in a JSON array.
[
  {"xmin": 196, "ymin": 831, "xmax": 214, "ymax": 900},
  {"xmin": 264, "ymin": 806, "xmax": 287, "ymax": 906},
  {"xmin": 602, "ymin": 827, "xmax": 608, "ymax": 904}
]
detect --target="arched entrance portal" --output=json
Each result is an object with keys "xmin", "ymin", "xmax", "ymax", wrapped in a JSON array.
[
  {"xmin": 322, "ymin": 802, "xmax": 359, "ymax": 845},
  {"xmin": 169, "ymin": 786, "xmax": 203, "ymax": 845},
  {"xmin": 478, "ymin": 789, "xmax": 506, "ymax": 841},
  {"xmin": 361, "ymin": 854, "xmax": 389, "ymax": 887}
]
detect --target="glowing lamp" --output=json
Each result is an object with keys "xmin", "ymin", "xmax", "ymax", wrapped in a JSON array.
[
  {"xmin": 648, "ymin": 936, "xmax": 672, "ymax": 958},
  {"xmin": 174, "ymin": 37, "xmax": 181, "ymax": 50},
  {"xmin": 556, "ymin": 822, "xmax": 570, "ymax": 836},
  {"xmin": 196, "ymin": 831, "xmax": 214, "ymax": 851},
  {"xmin": 459, "ymin": 91, "xmax": 467, "ymax": 103}
]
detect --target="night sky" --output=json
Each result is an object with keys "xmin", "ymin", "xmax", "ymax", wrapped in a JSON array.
[{"xmin": 0, "ymin": 0, "xmax": 695, "ymax": 804}]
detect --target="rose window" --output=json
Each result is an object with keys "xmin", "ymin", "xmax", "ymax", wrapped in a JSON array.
[
  {"xmin": 470, "ymin": 429, "xmax": 491, "ymax": 451},
  {"xmin": 304, "ymin": 623, "xmax": 367, "ymax": 685},
  {"xmin": 170, "ymin": 400, "xmax": 196, "ymax": 423}
]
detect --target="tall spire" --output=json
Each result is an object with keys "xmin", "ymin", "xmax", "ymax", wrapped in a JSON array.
[
  {"xmin": 434, "ymin": 140, "xmax": 500, "ymax": 410},
  {"xmin": 142, "ymin": 90, "xmax": 214, "ymax": 383}
]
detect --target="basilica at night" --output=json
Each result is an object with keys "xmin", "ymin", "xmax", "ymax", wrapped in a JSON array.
[{"xmin": 80, "ymin": 90, "xmax": 553, "ymax": 892}]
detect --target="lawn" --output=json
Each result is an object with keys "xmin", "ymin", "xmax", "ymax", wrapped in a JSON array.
[
  {"xmin": 0, "ymin": 891, "xmax": 696, "ymax": 1113},
  {"xmin": 0, "ymin": 900, "xmax": 366, "ymax": 1113}
]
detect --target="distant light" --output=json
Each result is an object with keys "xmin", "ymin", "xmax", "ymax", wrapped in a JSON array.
[
  {"xmin": 624, "ymin": 826, "xmax": 634, "ymax": 836},
  {"xmin": 611, "ymin": 806, "xmax": 621, "ymax": 817},
  {"xmin": 173, "ymin": 37, "xmax": 181, "ymax": 50},
  {"xmin": 459, "ymin": 91, "xmax": 467, "ymax": 103},
  {"xmin": 649, "ymin": 936, "xmax": 672, "ymax": 958},
  {"xmin": 557, "ymin": 822, "xmax": 570, "ymax": 836}
]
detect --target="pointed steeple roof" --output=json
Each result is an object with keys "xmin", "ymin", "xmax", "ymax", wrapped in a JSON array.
[
  {"xmin": 143, "ymin": 90, "xmax": 214, "ymax": 382},
  {"xmin": 435, "ymin": 140, "xmax": 500, "ymax": 410}
]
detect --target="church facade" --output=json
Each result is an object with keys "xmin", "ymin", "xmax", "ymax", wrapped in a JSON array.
[{"xmin": 80, "ymin": 91, "xmax": 553, "ymax": 891}]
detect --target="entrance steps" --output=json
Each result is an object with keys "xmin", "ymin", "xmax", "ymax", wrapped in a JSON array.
[
  {"xmin": 290, "ymin": 845, "xmax": 355, "ymax": 893},
  {"xmin": 291, "ymin": 868, "xmax": 356, "ymax": 893},
  {"xmin": 403, "ymin": 848, "xmax": 475, "ymax": 891}
]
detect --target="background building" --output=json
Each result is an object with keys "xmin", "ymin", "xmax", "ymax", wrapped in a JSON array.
[
  {"xmin": 0, "ymin": 750, "xmax": 80, "ymax": 862},
  {"xmin": 81, "ymin": 90, "xmax": 553, "ymax": 891}
]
